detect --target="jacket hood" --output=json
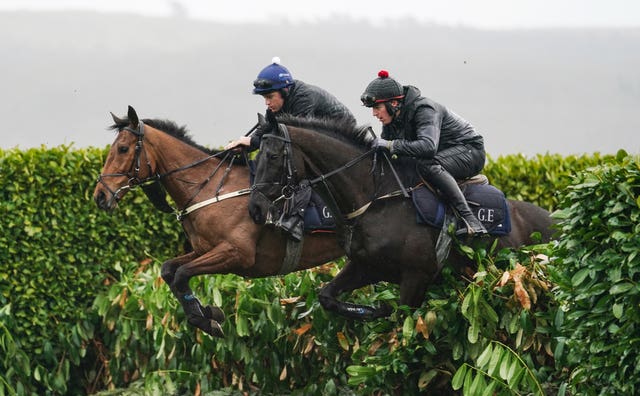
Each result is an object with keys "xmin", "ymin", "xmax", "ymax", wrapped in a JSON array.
[{"xmin": 402, "ymin": 85, "xmax": 422, "ymax": 108}]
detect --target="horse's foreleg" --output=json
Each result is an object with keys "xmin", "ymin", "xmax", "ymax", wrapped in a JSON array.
[
  {"xmin": 318, "ymin": 260, "xmax": 392, "ymax": 320},
  {"xmin": 161, "ymin": 251, "xmax": 197, "ymax": 287},
  {"xmin": 170, "ymin": 241, "xmax": 250, "ymax": 337},
  {"xmin": 161, "ymin": 251, "xmax": 227, "ymax": 337},
  {"xmin": 399, "ymin": 271, "xmax": 431, "ymax": 308}
]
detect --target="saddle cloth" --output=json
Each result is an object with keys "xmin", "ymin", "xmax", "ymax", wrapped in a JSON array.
[
  {"xmin": 412, "ymin": 183, "xmax": 512, "ymax": 236},
  {"xmin": 249, "ymin": 159, "xmax": 335, "ymax": 233},
  {"xmin": 303, "ymin": 191, "xmax": 336, "ymax": 232}
]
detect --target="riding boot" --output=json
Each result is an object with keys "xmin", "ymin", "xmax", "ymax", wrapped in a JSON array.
[{"xmin": 427, "ymin": 169, "xmax": 488, "ymax": 237}]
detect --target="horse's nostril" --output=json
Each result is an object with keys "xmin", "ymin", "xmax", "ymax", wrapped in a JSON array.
[
  {"xmin": 95, "ymin": 191, "xmax": 106, "ymax": 209},
  {"xmin": 249, "ymin": 204, "xmax": 263, "ymax": 225}
]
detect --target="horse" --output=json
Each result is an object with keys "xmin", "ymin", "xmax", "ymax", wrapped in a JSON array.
[
  {"xmin": 248, "ymin": 116, "xmax": 555, "ymax": 320},
  {"xmin": 93, "ymin": 106, "xmax": 345, "ymax": 337}
]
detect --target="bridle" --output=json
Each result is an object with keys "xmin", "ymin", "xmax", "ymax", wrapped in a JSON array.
[
  {"xmin": 251, "ymin": 125, "xmax": 298, "ymax": 199},
  {"xmin": 96, "ymin": 121, "xmax": 154, "ymax": 208},
  {"xmin": 97, "ymin": 121, "xmax": 245, "ymax": 218}
]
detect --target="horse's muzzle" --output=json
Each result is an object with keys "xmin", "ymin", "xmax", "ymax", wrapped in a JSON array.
[
  {"xmin": 249, "ymin": 190, "xmax": 277, "ymax": 225},
  {"xmin": 248, "ymin": 199, "xmax": 266, "ymax": 225},
  {"xmin": 94, "ymin": 189, "xmax": 116, "ymax": 212}
]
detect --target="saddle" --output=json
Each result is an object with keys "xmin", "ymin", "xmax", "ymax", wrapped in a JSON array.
[{"xmin": 412, "ymin": 175, "xmax": 512, "ymax": 236}]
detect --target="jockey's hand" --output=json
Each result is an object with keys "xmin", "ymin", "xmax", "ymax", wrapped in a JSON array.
[
  {"xmin": 371, "ymin": 137, "xmax": 392, "ymax": 152},
  {"xmin": 224, "ymin": 136, "xmax": 251, "ymax": 151}
]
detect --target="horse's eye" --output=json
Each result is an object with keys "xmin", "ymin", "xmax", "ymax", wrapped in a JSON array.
[
  {"xmin": 118, "ymin": 146, "xmax": 129, "ymax": 154},
  {"xmin": 269, "ymin": 153, "xmax": 279, "ymax": 160}
]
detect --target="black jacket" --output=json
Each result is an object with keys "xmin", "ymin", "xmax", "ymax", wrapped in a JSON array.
[
  {"xmin": 250, "ymin": 80, "xmax": 356, "ymax": 149},
  {"xmin": 382, "ymin": 86, "xmax": 483, "ymax": 159}
]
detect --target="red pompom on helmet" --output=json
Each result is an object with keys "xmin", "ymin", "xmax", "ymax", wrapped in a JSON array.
[{"xmin": 360, "ymin": 70, "xmax": 404, "ymax": 107}]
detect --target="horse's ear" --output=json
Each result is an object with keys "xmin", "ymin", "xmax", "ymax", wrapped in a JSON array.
[
  {"xmin": 110, "ymin": 111, "xmax": 125, "ymax": 125},
  {"xmin": 257, "ymin": 113, "xmax": 267, "ymax": 127},
  {"xmin": 127, "ymin": 105, "xmax": 139, "ymax": 128},
  {"xmin": 265, "ymin": 109, "xmax": 277, "ymax": 125}
]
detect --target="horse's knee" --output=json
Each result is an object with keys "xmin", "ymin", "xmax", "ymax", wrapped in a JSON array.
[
  {"xmin": 172, "ymin": 266, "xmax": 193, "ymax": 290},
  {"xmin": 160, "ymin": 261, "xmax": 176, "ymax": 285},
  {"xmin": 318, "ymin": 290, "xmax": 337, "ymax": 311},
  {"xmin": 399, "ymin": 275, "xmax": 429, "ymax": 308}
]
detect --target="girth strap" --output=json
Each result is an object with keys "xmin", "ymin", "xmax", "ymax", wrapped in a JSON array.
[
  {"xmin": 177, "ymin": 188, "xmax": 252, "ymax": 220},
  {"xmin": 279, "ymin": 236, "xmax": 304, "ymax": 275}
]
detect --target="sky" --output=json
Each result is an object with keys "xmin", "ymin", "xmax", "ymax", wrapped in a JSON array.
[
  {"xmin": 1, "ymin": 0, "xmax": 639, "ymax": 155},
  {"xmin": 2, "ymin": 0, "xmax": 640, "ymax": 29}
]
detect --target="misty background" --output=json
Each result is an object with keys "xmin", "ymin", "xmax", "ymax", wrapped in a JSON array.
[{"xmin": 1, "ymin": 4, "xmax": 639, "ymax": 156}]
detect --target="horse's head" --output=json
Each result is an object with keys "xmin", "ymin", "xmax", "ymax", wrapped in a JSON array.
[
  {"xmin": 249, "ymin": 116, "xmax": 378, "ymax": 225},
  {"xmin": 94, "ymin": 105, "xmax": 158, "ymax": 211},
  {"xmin": 248, "ymin": 124, "xmax": 305, "ymax": 225}
]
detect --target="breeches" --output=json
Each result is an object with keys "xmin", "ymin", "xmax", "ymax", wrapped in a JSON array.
[{"xmin": 418, "ymin": 144, "xmax": 485, "ymax": 181}]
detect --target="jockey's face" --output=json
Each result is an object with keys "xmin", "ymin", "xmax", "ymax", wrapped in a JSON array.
[
  {"xmin": 261, "ymin": 91, "xmax": 285, "ymax": 113},
  {"xmin": 372, "ymin": 100, "xmax": 399, "ymax": 125}
]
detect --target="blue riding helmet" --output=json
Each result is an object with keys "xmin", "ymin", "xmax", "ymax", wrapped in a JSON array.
[{"xmin": 253, "ymin": 57, "xmax": 295, "ymax": 94}]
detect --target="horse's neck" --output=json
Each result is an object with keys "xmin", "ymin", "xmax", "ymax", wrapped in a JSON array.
[
  {"xmin": 148, "ymin": 131, "xmax": 248, "ymax": 207},
  {"xmin": 294, "ymin": 129, "xmax": 378, "ymax": 214}
]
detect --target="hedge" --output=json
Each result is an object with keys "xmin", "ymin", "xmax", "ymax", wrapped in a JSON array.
[
  {"xmin": 0, "ymin": 145, "xmax": 184, "ymax": 395},
  {"xmin": 0, "ymin": 145, "xmax": 622, "ymax": 394},
  {"xmin": 550, "ymin": 151, "xmax": 640, "ymax": 395}
]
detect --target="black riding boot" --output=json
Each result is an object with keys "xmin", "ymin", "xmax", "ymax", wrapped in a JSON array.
[{"xmin": 427, "ymin": 168, "xmax": 488, "ymax": 236}]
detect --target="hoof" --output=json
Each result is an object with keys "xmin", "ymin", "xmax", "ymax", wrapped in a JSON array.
[
  {"xmin": 372, "ymin": 303, "xmax": 393, "ymax": 319},
  {"xmin": 203, "ymin": 305, "xmax": 226, "ymax": 323},
  {"xmin": 205, "ymin": 320, "xmax": 225, "ymax": 338},
  {"xmin": 188, "ymin": 316, "xmax": 225, "ymax": 338}
]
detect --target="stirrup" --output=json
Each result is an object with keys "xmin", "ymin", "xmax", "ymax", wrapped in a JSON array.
[{"xmin": 455, "ymin": 217, "xmax": 488, "ymax": 237}]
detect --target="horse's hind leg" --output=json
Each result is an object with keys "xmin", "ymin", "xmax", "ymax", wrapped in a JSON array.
[{"xmin": 318, "ymin": 260, "xmax": 392, "ymax": 320}]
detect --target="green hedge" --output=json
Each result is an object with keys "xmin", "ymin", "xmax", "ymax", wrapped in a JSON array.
[
  {"xmin": 0, "ymin": 145, "xmax": 627, "ymax": 395},
  {"xmin": 0, "ymin": 145, "xmax": 184, "ymax": 395},
  {"xmin": 550, "ymin": 151, "xmax": 640, "ymax": 395},
  {"xmin": 484, "ymin": 152, "xmax": 616, "ymax": 211}
]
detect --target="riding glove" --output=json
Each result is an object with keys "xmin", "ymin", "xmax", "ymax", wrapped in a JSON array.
[{"xmin": 372, "ymin": 137, "xmax": 393, "ymax": 152}]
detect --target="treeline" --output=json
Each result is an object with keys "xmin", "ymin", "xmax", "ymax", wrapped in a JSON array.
[{"xmin": 0, "ymin": 146, "xmax": 636, "ymax": 395}]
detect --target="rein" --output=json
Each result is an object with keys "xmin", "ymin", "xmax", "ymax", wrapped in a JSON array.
[
  {"xmin": 97, "ymin": 121, "xmax": 250, "ymax": 220},
  {"xmin": 256, "ymin": 124, "xmax": 409, "ymax": 222}
]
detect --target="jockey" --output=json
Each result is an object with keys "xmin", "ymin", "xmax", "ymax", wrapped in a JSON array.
[
  {"xmin": 225, "ymin": 57, "xmax": 356, "ymax": 151},
  {"xmin": 361, "ymin": 70, "xmax": 487, "ymax": 236}
]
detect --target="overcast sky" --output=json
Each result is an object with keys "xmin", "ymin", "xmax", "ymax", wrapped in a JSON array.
[
  {"xmin": 2, "ymin": 0, "xmax": 640, "ymax": 29},
  {"xmin": 2, "ymin": 0, "xmax": 639, "ymax": 155}
]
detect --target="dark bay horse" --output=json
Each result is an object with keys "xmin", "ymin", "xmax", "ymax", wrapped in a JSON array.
[
  {"xmin": 248, "ymin": 116, "xmax": 555, "ymax": 320},
  {"xmin": 93, "ymin": 106, "xmax": 344, "ymax": 337}
]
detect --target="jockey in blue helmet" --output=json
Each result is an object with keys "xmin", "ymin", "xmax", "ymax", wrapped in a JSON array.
[
  {"xmin": 226, "ymin": 57, "xmax": 356, "ymax": 151},
  {"xmin": 252, "ymin": 57, "xmax": 295, "ymax": 95}
]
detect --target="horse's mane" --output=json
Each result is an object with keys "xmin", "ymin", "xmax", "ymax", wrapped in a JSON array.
[
  {"xmin": 108, "ymin": 117, "xmax": 248, "ymax": 166},
  {"xmin": 275, "ymin": 115, "xmax": 373, "ymax": 149}
]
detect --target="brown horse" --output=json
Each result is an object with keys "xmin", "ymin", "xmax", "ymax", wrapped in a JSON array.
[
  {"xmin": 248, "ymin": 116, "xmax": 555, "ymax": 320},
  {"xmin": 93, "ymin": 106, "xmax": 344, "ymax": 337}
]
